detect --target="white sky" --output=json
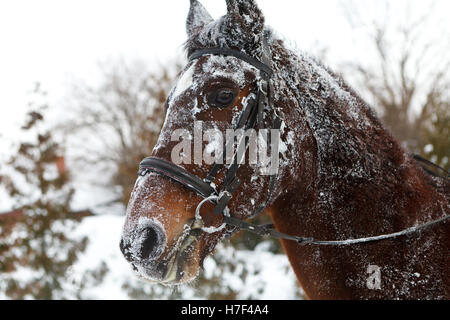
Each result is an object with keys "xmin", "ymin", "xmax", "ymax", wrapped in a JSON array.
[{"xmin": 0, "ymin": 0, "xmax": 448, "ymax": 157}]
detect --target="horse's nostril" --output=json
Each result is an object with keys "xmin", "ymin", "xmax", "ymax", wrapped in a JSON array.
[{"xmin": 139, "ymin": 224, "xmax": 165, "ymax": 260}]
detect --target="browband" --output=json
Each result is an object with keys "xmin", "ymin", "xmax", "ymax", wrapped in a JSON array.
[{"xmin": 189, "ymin": 48, "xmax": 273, "ymax": 76}]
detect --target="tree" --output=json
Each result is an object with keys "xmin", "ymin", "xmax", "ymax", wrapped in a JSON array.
[
  {"xmin": 420, "ymin": 83, "xmax": 450, "ymax": 171},
  {"xmin": 340, "ymin": 0, "xmax": 450, "ymax": 170},
  {"xmin": 0, "ymin": 86, "xmax": 89, "ymax": 299},
  {"xmin": 62, "ymin": 59, "xmax": 183, "ymax": 205}
]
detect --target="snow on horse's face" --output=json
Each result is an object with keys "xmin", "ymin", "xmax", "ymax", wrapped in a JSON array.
[{"xmin": 120, "ymin": 1, "xmax": 276, "ymax": 284}]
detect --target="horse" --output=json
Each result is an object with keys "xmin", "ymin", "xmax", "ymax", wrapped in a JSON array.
[{"xmin": 120, "ymin": 0, "xmax": 450, "ymax": 300}]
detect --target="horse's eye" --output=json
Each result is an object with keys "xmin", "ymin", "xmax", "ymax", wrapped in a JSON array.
[{"xmin": 208, "ymin": 89, "xmax": 237, "ymax": 108}]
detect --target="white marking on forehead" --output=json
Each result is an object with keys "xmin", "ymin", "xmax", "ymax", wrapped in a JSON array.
[{"xmin": 171, "ymin": 64, "xmax": 195, "ymax": 102}]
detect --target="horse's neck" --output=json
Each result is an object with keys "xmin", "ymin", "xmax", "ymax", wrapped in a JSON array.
[
  {"xmin": 269, "ymin": 45, "xmax": 449, "ymax": 299},
  {"xmin": 275, "ymin": 45, "xmax": 442, "ymax": 234}
]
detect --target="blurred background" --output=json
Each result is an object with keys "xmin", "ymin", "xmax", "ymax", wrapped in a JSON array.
[{"xmin": 0, "ymin": 0, "xmax": 449, "ymax": 299}]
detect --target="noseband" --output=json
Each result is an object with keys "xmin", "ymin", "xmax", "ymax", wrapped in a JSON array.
[{"xmin": 138, "ymin": 42, "xmax": 450, "ymax": 246}]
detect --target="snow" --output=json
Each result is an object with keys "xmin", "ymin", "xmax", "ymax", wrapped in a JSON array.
[
  {"xmin": 192, "ymin": 98, "xmax": 202, "ymax": 115},
  {"xmin": 201, "ymin": 55, "xmax": 250, "ymax": 86},
  {"xmin": 424, "ymin": 144, "xmax": 434, "ymax": 154},
  {"xmin": 215, "ymin": 242, "xmax": 301, "ymax": 299},
  {"xmin": 65, "ymin": 214, "xmax": 302, "ymax": 300},
  {"xmin": 186, "ymin": 0, "xmax": 214, "ymax": 36}
]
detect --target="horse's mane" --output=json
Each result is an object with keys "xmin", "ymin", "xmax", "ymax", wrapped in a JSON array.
[
  {"xmin": 266, "ymin": 33, "xmax": 450, "ymax": 227},
  {"xmin": 270, "ymin": 36, "xmax": 398, "ymax": 177}
]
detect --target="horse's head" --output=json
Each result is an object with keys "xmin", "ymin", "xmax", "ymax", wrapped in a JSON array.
[{"xmin": 120, "ymin": 0, "xmax": 296, "ymax": 285}]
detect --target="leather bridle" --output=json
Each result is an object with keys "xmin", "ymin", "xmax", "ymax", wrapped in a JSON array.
[
  {"xmin": 137, "ymin": 42, "xmax": 450, "ymax": 246},
  {"xmin": 139, "ymin": 38, "xmax": 282, "ymax": 236}
]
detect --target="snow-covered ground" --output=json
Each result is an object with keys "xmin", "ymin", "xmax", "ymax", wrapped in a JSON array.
[{"xmin": 69, "ymin": 215, "xmax": 303, "ymax": 300}]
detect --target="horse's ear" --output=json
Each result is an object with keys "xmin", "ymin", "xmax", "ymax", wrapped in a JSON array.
[
  {"xmin": 225, "ymin": 0, "xmax": 265, "ymax": 36},
  {"xmin": 187, "ymin": 0, "xmax": 213, "ymax": 37}
]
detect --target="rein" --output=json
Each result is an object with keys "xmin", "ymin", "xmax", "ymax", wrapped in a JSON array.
[{"xmin": 138, "ymin": 43, "xmax": 450, "ymax": 247}]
